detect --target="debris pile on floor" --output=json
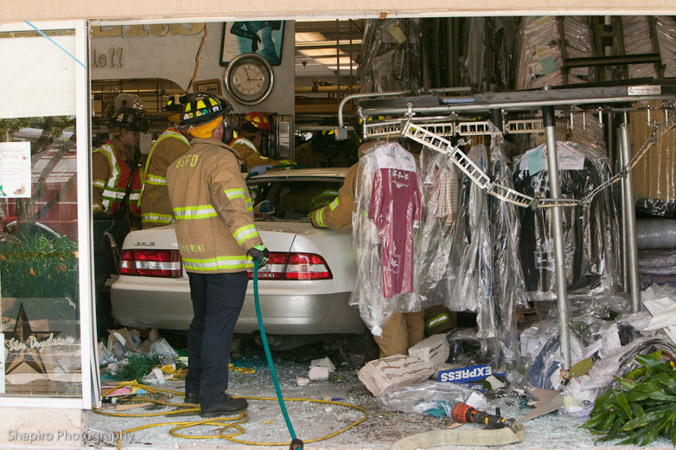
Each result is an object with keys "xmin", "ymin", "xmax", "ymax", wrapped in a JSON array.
[
  {"xmin": 91, "ymin": 289, "xmax": 676, "ymax": 447},
  {"xmin": 347, "ymin": 284, "xmax": 676, "ymax": 447},
  {"xmin": 99, "ymin": 327, "xmax": 182, "ymax": 386}
]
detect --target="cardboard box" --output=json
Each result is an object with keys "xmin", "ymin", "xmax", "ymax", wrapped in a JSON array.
[
  {"xmin": 629, "ymin": 101, "xmax": 676, "ymax": 205},
  {"xmin": 358, "ymin": 355, "xmax": 435, "ymax": 397},
  {"xmin": 436, "ymin": 363, "xmax": 493, "ymax": 383}
]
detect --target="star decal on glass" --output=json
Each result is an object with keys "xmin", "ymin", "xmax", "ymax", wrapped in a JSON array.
[{"xmin": 3, "ymin": 303, "xmax": 61, "ymax": 375}]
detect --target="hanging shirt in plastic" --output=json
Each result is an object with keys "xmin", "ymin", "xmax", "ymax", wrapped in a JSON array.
[
  {"xmin": 417, "ymin": 146, "xmax": 461, "ymax": 304},
  {"xmin": 513, "ymin": 140, "xmax": 621, "ymax": 300},
  {"xmin": 351, "ymin": 141, "xmax": 424, "ymax": 336}
]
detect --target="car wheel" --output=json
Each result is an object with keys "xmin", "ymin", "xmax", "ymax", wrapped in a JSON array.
[{"xmin": 347, "ymin": 331, "xmax": 380, "ymax": 362}]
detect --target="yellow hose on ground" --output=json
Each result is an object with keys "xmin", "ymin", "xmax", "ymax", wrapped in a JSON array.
[{"xmin": 93, "ymin": 381, "xmax": 368, "ymax": 449}]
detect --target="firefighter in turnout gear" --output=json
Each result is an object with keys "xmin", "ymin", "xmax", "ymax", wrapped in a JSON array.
[
  {"xmin": 229, "ymin": 111, "xmax": 293, "ymax": 171},
  {"xmin": 167, "ymin": 93, "xmax": 268, "ymax": 417},
  {"xmin": 294, "ymin": 129, "xmax": 354, "ymax": 168},
  {"xmin": 92, "ymin": 106, "xmax": 148, "ymax": 229},
  {"xmin": 309, "ymin": 141, "xmax": 424, "ymax": 357},
  {"xmin": 138, "ymin": 95, "xmax": 192, "ymax": 228}
]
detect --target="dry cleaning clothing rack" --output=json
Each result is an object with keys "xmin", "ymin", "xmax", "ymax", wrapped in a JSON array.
[{"xmin": 337, "ymin": 79, "xmax": 676, "ymax": 369}]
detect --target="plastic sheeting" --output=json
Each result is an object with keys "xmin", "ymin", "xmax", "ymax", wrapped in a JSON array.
[
  {"xmin": 515, "ymin": 16, "xmax": 597, "ymax": 91},
  {"xmin": 461, "ymin": 17, "xmax": 519, "ymax": 92},
  {"xmin": 513, "ymin": 140, "xmax": 622, "ymax": 300},
  {"xmin": 629, "ymin": 101, "xmax": 676, "ymax": 218},
  {"xmin": 350, "ymin": 141, "xmax": 425, "ymax": 336},
  {"xmin": 560, "ymin": 287, "xmax": 676, "ymax": 418},
  {"xmin": 624, "ymin": 16, "xmax": 676, "ymax": 79},
  {"xmin": 376, "ymin": 380, "xmax": 486, "ymax": 416},
  {"xmin": 520, "ymin": 294, "xmax": 633, "ymax": 392},
  {"xmin": 638, "ymin": 249, "xmax": 676, "ymax": 287},
  {"xmin": 359, "ymin": 18, "xmax": 422, "ymax": 93},
  {"xmin": 636, "ymin": 218, "xmax": 676, "ymax": 249}
]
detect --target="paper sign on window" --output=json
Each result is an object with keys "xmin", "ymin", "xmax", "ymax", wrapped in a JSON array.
[{"xmin": 0, "ymin": 142, "xmax": 31, "ymax": 198}]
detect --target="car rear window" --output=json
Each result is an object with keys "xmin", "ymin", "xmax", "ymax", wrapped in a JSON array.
[{"xmin": 248, "ymin": 178, "xmax": 343, "ymax": 221}]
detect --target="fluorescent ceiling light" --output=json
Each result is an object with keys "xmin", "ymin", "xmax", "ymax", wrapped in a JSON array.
[
  {"xmin": 299, "ymin": 48, "xmax": 345, "ymax": 57},
  {"xmin": 295, "ymin": 32, "xmax": 326, "ymax": 42}
]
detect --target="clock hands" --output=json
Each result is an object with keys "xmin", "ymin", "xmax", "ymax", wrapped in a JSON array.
[{"xmin": 225, "ymin": 54, "xmax": 272, "ymax": 105}]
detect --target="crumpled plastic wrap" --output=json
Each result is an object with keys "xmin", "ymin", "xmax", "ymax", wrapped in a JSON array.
[
  {"xmin": 376, "ymin": 380, "xmax": 485, "ymax": 416},
  {"xmin": 521, "ymin": 294, "xmax": 635, "ymax": 392},
  {"xmin": 563, "ymin": 334, "xmax": 676, "ymax": 419},
  {"xmin": 520, "ymin": 318, "xmax": 585, "ymax": 391},
  {"xmin": 561, "ymin": 298, "xmax": 676, "ymax": 419},
  {"xmin": 513, "ymin": 140, "xmax": 622, "ymax": 300},
  {"xmin": 446, "ymin": 328, "xmax": 501, "ymax": 369},
  {"xmin": 359, "ymin": 18, "xmax": 422, "ymax": 93},
  {"xmin": 624, "ymin": 17, "xmax": 662, "ymax": 79},
  {"xmin": 350, "ymin": 141, "xmax": 425, "ymax": 336}
]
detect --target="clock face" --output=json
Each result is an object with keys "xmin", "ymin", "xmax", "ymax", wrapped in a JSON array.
[{"xmin": 224, "ymin": 54, "xmax": 274, "ymax": 105}]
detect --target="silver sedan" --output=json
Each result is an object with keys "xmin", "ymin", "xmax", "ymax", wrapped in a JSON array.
[{"xmin": 110, "ymin": 168, "xmax": 365, "ymax": 343}]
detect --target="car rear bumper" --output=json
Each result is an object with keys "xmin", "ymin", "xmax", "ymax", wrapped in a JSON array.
[{"xmin": 110, "ymin": 276, "xmax": 365, "ymax": 335}]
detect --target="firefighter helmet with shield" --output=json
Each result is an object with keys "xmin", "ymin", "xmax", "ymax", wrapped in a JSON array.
[
  {"xmin": 180, "ymin": 92, "xmax": 229, "ymax": 126},
  {"xmin": 111, "ymin": 107, "xmax": 149, "ymax": 132},
  {"xmin": 243, "ymin": 111, "xmax": 272, "ymax": 132}
]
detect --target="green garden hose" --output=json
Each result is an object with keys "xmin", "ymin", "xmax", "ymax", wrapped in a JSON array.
[{"xmin": 253, "ymin": 260, "xmax": 304, "ymax": 450}]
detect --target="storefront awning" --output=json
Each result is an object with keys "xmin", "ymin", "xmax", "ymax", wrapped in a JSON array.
[{"xmin": 2, "ymin": 0, "xmax": 676, "ymax": 25}]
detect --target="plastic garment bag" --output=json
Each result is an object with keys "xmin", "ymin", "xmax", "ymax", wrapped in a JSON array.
[
  {"xmin": 359, "ymin": 19, "xmax": 423, "ymax": 93},
  {"xmin": 350, "ymin": 141, "xmax": 424, "ymax": 336},
  {"xmin": 445, "ymin": 126, "xmax": 529, "ymax": 371},
  {"xmin": 417, "ymin": 146, "xmax": 461, "ymax": 304},
  {"xmin": 487, "ymin": 134, "xmax": 530, "ymax": 368},
  {"xmin": 447, "ymin": 144, "xmax": 491, "ymax": 316},
  {"xmin": 513, "ymin": 140, "xmax": 621, "ymax": 300}
]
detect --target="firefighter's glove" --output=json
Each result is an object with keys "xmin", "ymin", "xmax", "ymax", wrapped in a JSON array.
[
  {"xmin": 250, "ymin": 165, "xmax": 273, "ymax": 176},
  {"xmin": 248, "ymin": 244, "xmax": 269, "ymax": 268}
]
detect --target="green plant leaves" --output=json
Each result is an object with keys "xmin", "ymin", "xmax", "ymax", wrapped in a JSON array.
[{"xmin": 582, "ymin": 350, "xmax": 676, "ymax": 446}]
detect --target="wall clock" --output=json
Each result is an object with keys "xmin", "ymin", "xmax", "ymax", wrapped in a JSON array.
[{"xmin": 224, "ymin": 53, "xmax": 274, "ymax": 106}]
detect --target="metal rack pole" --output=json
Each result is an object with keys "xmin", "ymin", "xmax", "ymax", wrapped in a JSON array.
[
  {"xmin": 619, "ymin": 113, "xmax": 642, "ymax": 312},
  {"xmin": 543, "ymin": 104, "xmax": 572, "ymax": 370},
  {"xmin": 337, "ymin": 91, "xmax": 410, "ymax": 127},
  {"xmin": 618, "ymin": 129, "xmax": 630, "ymax": 292}
]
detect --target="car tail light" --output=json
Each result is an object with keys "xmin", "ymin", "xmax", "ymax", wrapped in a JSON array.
[
  {"xmin": 120, "ymin": 249, "xmax": 182, "ymax": 278},
  {"xmin": 285, "ymin": 253, "xmax": 332, "ymax": 280},
  {"xmin": 248, "ymin": 252, "xmax": 333, "ymax": 280},
  {"xmin": 252, "ymin": 252, "xmax": 288, "ymax": 280}
]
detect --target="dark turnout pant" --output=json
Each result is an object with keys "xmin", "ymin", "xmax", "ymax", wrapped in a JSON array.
[{"xmin": 185, "ymin": 271, "xmax": 248, "ymax": 410}]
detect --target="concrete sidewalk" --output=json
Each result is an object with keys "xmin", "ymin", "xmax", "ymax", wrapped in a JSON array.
[{"xmin": 4, "ymin": 340, "xmax": 674, "ymax": 450}]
